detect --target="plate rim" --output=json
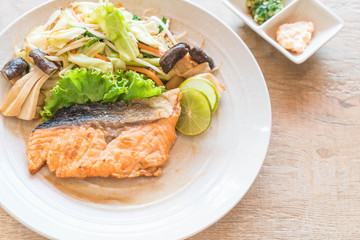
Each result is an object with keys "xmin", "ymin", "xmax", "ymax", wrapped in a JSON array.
[{"xmin": 0, "ymin": 0, "xmax": 272, "ymax": 239}]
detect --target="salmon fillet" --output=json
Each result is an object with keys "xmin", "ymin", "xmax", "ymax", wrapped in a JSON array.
[{"xmin": 26, "ymin": 89, "xmax": 181, "ymax": 178}]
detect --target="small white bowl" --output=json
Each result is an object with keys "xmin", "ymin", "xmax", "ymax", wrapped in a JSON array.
[{"xmin": 222, "ymin": 0, "xmax": 344, "ymax": 64}]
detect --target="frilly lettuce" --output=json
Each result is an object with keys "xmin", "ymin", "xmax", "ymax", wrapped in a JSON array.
[
  {"xmin": 91, "ymin": 3, "xmax": 139, "ymax": 61},
  {"xmin": 40, "ymin": 68, "xmax": 165, "ymax": 120}
]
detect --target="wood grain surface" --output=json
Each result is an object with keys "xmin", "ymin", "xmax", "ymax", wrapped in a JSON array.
[{"xmin": 1, "ymin": 0, "xmax": 359, "ymax": 239}]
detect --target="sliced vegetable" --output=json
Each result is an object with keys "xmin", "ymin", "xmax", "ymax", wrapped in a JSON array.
[
  {"xmin": 133, "ymin": 58, "xmax": 164, "ymax": 75},
  {"xmin": 128, "ymin": 22, "xmax": 162, "ymax": 47},
  {"xmin": 1, "ymin": 58, "xmax": 28, "ymax": 81},
  {"xmin": 159, "ymin": 42, "xmax": 190, "ymax": 73},
  {"xmin": 48, "ymin": 27, "xmax": 86, "ymax": 48},
  {"xmin": 93, "ymin": 53, "xmax": 110, "ymax": 62},
  {"xmin": 172, "ymin": 54, "xmax": 198, "ymax": 75},
  {"xmin": 79, "ymin": 41, "xmax": 106, "ymax": 56},
  {"xmin": 138, "ymin": 42, "xmax": 165, "ymax": 56},
  {"xmin": 126, "ymin": 66, "xmax": 164, "ymax": 86},
  {"xmin": 18, "ymin": 74, "xmax": 50, "ymax": 120},
  {"xmin": 29, "ymin": 49, "xmax": 59, "ymax": 75},
  {"xmin": 126, "ymin": 58, "xmax": 160, "ymax": 67},
  {"xmin": 180, "ymin": 77, "xmax": 219, "ymax": 112},
  {"xmin": 108, "ymin": 57, "xmax": 126, "ymax": 70},
  {"xmin": 176, "ymin": 89, "xmax": 212, "ymax": 136},
  {"xmin": 191, "ymin": 73, "xmax": 226, "ymax": 98},
  {"xmin": 165, "ymin": 75, "xmax": 184, "ymax": 90},
  {"xmin": 68, "ymin": 53, "xmax": 113, "ymax": 73},
  {"xmin": 55, "ymin": 37, "xmax": 89, "ymax": 56},
  {"xmin": 0, "ymin": 68, "xmax": 46, "ymax": 116},
  {"xmin": 91, "ymin": 3, "xmax": 139, "ymax": 61},
  {"xmin": 179, "ymin": 62, "xmax": 212, "ymax": 78}
]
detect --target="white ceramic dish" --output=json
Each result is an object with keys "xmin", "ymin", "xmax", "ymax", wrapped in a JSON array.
[
  {"xmin": 222, "ymin": 0, "xmax": 344, "ymax": 64},
  {"xmin": 0, "ymin": 0, "xmax": 271, "ymax": 239}
]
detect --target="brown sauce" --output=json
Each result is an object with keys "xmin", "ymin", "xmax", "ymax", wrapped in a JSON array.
[{"xmin": 41, "ymin": 159, "xmax": 193, "ymax": 205}]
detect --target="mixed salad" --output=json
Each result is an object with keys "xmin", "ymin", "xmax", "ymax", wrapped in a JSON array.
[{"xmin": 0, "ymin": 1, "xmax": 225, "ymax": 136}]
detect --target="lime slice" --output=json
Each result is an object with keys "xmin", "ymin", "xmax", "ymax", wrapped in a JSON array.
[
  {"xmin": 180, "ymin": 78, "xmax": 219, "ymax": 113},
  {"xmin": 176, "ymin": 89, "xmax": 212, "ymax": 136}
]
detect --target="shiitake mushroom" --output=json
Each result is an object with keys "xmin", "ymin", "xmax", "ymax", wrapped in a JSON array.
[
  {"xmin": 29, "ymin": 49, "xmax": 58, "ymax": 75},
  {"xmin": 160, "ymin": 43, "xmax": 216, "ymax": 73},
  {"xmin": 1, "ymin": 58, "xmax": 28, "ymax": 81},
  {"xmin": 189, "ymin": 46, "xmax": 215, "ymax": 69},
  {"xmin": 160, "ymin": 43, "xmax": 190, "ymax": 73}
]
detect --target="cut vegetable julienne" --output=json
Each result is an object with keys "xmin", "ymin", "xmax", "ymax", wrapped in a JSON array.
[
  {"xmin": 137, "ymin": 42, "xmax": 165, "ymax": 56},
  {"xmin": 176, "ymin": 88, "xmax": 212, "ymax": 136},
  {"xmin": 126, "ymin": 66, "xmax": 164, "ymax": 86}
]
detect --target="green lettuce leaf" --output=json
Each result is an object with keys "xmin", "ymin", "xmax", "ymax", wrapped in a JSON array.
[
  {"xmin": 117, "ymin": 70, "xmax": 165, "ymax": 101},
  {"xmin": 91, "ymin": 3, "xmax": 139, "ymax": 61},
  {"xmin": 40, "ymin": 68, "xmax": 165, "ymax": 120}
]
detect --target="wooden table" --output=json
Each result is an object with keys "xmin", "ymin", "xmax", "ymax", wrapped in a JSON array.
[{"xmin": 1, "ymin": 0, "xmax": 359, "ymax": 239}]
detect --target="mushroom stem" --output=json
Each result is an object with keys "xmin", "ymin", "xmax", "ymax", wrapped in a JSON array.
[{"xmin": 29, "ymin": 49, "xmax": 58, "ymax": 75}]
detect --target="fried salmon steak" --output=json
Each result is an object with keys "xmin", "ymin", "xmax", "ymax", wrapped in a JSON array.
[{"xmin": 26, "ymin": 89, "xmax": 181, "ymax": 178}]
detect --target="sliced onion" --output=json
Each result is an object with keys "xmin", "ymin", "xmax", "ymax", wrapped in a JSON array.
[
  {"xmin": 45, "ymin": 56, "xmax": 62, "ymax": 61},
  {"xmin": 43, "ymin": 10, "xmax": 61, "ymax": 30},
  {"xmin": 150, "ymin": 16, "xmax": 177, "ymax": 45},
  {"xmin": 133, "ymin": 58, "xmax": 165, "ymax": 75},
  {"xmin": 104, "ymin": 40, "xmax": 118, "ymax": 53},
  {"xmin": 59, "ymin": 63, "xmax": 75, "ymax": 76},
  {"xmin": 68, "ymin": 21, "xmax": 99, "ymax": 29},
  {"xmin": 86, "ymin": 28, "xmax": 106, "ymax": 39},
  {"xmin": 55, "ymin": 38, "xmax": 88, "ymax": 56}
]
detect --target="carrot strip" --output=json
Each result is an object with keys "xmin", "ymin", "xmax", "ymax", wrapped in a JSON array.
[
  {"xmin": 93, "ymin": 53, "xmax": 110, "ymax": 62},
  {"xmin": 114, "ymin": 3, "xmax": 123, "ymax": 8},
  {"xmin": 70, "ymin": 49, "xmax": 76, "ymax": 54},
  {"xmin": 126, "ymin": 66, "xmax": 164, "ymax": 86},
  {"xmin": 72, "ymin": 8, "xmax": 82, "ymax": 22},
  {"xmin": 94, "ymin": 30, "xmax": 104, "ymax": 34},
  {"xmin": 137, "ymin": 42, "xmax": 165, "ymax": 56}
]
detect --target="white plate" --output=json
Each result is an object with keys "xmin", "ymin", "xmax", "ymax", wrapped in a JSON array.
[
  {"xmin": 0, "ymin": 0, "xmax": 271, "ymax": 239},
  {"xmin": 223, "ymin": 0, "xmax": 344, "ymax": 64}
]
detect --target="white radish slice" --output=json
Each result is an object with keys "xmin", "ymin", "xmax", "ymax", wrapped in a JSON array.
[{"xmin": 18, "ymin": 74, "xmax": 50, "ymax": 120}]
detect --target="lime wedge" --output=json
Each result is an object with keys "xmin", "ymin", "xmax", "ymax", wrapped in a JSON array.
[
  {"xmin": 179, "ymin": 78, "xmax": 219, "ymax": 113},
  {"xmin": 176, "ymin": 89, "xmax": 212, "ymax": 136}
]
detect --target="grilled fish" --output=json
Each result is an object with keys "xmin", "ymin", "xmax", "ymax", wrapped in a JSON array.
[{"xmin": 26, "ymin": 89, "xmax": 181, "ymax": 178}]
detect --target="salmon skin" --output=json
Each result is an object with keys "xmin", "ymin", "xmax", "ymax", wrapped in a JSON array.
[{"xmin": 27, "ymin": 89, "xmax": 181, "ymax": 178}]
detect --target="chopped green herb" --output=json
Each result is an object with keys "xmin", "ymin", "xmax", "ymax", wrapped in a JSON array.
[
  {"xmin": 132, "ymin": 14, "xmax": 142, "ymax": 21},
  {"xmin": 141, "ymin": 52, "xmax": 156, "ymax": 58},
  {"xmin": 246, "ymin": 0, "xmax": 283, "ymax": 25},
  {"xmin": 25, "ymin": 64, "xmax": 30, "ymax": 74},
  {"xmin": 158, "ymin": 17, "xmax": 167, "ymax": 33},
  {"xmin": 82, "ymin": 30, "xmax": 96, "ymax": 38}
]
